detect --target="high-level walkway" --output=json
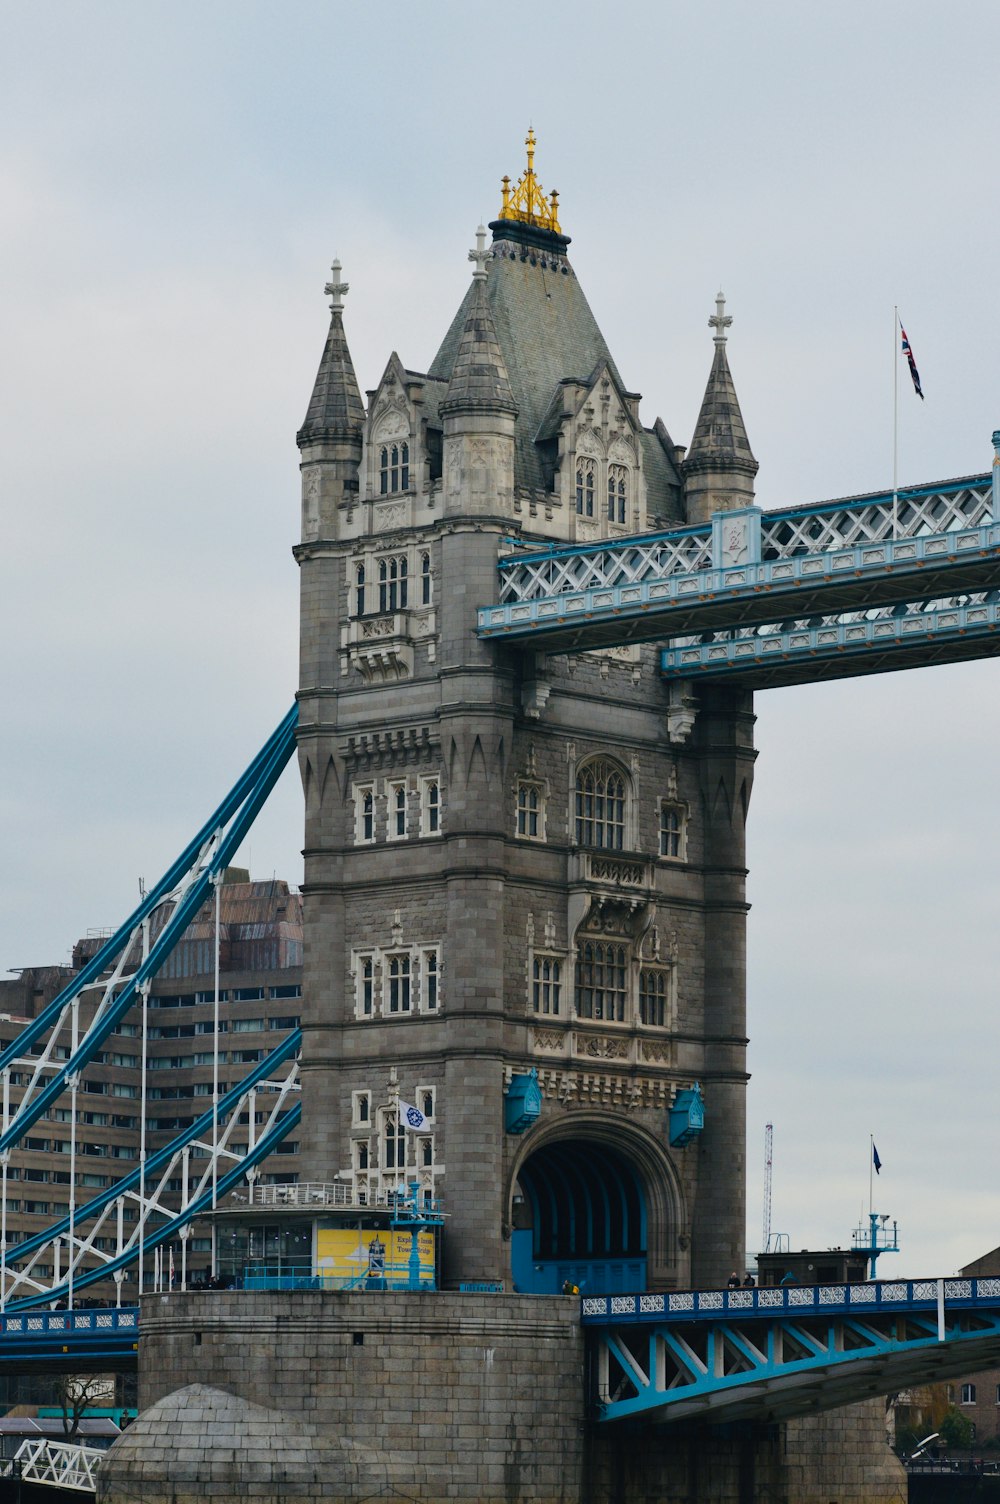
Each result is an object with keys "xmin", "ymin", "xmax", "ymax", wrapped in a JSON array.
[{"xmin": 478, "ymin": 464, "xmax": 1000, "ymax": 685}]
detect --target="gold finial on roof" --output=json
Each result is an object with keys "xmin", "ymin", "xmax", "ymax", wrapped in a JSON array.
[{"xmin": 497, "ymin": 128, "xmax": 562, "ymax": 234}]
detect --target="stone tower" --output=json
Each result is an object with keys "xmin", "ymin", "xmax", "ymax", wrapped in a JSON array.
[{"xmin": 294, "ymin": 134, "xmax": 756, "ymax": 1290}]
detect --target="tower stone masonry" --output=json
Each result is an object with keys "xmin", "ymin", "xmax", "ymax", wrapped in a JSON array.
[
  {"xmin": 294, "ymin": 135, "xmax": 757, "ymax": 1293},
  {"xmin": 100, "ymin": 134, "xmax": 907, "ymax": 1504}
]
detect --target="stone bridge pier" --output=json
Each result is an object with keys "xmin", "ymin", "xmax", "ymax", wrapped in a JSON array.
[{"xmin": 97, "ymin": 1292, "xmax": 905, "ymax": 1504}]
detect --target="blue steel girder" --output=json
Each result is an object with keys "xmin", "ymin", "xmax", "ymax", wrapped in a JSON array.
[
  {"xmin": 661, "ymin": 591, "xmax": 1000, "ymax": 689},
  {"xmin": 0, "ymin": 710, "xmax": 302, "ymax": 1310},
  {"xmin": 0, "ymin": 1306, "xmax": 139, "ymax": 1368},
  {"xmin": 583, "ymin": 1278, "xmax": 1000, "ymax": 1425},
  {"xmin": 477, "ymin": 472, "xmax": 996, "ymax": 656},
  {"xmin": 0, "ymin": 706, "xmax": 299, "ymax": 1158},
  {"xmin": 480, "ymin": 515, "xmax": 999, "ymax": 653}
]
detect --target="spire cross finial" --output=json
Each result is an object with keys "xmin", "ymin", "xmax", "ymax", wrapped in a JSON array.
[
  {"xmin": 468, "ymin": 224, "xmax": 490, "ymax": 281},
  {"xmin": 324, "ymin": 258, "xmax": 349, "ymax": 312},
  {"xmin": 525, "ymin": 126, "xmax": 536, "ymax": 173},
  {"xmin": 709, "ymin": 289, "xmax": 732, "ymax": 344}
]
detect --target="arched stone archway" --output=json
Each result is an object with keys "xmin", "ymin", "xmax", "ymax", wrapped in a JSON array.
[{"xmin": 506, "ymin": 1115, "xmax": 687, "ymax": 1295}]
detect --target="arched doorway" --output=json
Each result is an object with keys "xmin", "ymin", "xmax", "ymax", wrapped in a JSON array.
[{"xmin": 511, "ymin": 1137, "xmax": 648, "ymax": 1295}]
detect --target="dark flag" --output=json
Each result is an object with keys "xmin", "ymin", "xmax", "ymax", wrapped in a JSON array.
[
  {"xmin": 900, "ymin": 324, "xmax": 924, "ymax": 400},
  {"xmin": 873, "ymin": 1143, "xmax": 882, "ymax": 1175}
]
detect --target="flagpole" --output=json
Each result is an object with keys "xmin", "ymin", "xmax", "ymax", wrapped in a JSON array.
[
  {"xmin": 892, "ymin": 307, "xmax": 899, "ymax": 538},
  {"xmin": 869, "ymin": 1134, "xmax": 873, "ymax": 1218}
]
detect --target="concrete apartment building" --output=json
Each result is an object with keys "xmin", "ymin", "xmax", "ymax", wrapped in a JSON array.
[{"xmin": 0, "ymin": 872, "xmax": 302, "ymax": 1300}]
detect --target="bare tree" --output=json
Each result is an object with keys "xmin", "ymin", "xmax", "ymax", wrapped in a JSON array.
[{"xmin": 57, "ymin": 1373, "xmax": 115, "ymax": 1439}]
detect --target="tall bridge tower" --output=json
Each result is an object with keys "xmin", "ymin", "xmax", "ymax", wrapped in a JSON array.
[{"xmin": 294, "ymin": 134, "xmax": 757, "ymax": 1291}]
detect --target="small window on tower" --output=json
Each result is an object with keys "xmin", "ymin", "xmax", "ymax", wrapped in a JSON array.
[
  {"xmin": 608, "ymin": 465, "xmax": 627, "ymax": 525},
  {"xmin": 355, "ymin": 784, "xmax": 376, "ymax": 845},
  {"xmin": 355, "ymin": 562, "xmax": 366, "ymax": 616},
  {"xmin": 516, "ymin": 781, "xmax": 545, "ymax": 840},
  {"xmin": 388, "ymin": 781, "xmax": 408, "ymax": 841},
  {"xmin": 532, "ymin": 956, "xmax": 561, "ymax": 1015},
  {"xmin": 659, "ymin": 801, "xmax": 687, "ymax": 861},
  {"xmin": 420, "ymin": 551, "xmax": 432, "ymax": 605},
  {"xmin": 420, "ymin": 777, "xmax": 441, "ymax": 837},
  {"xmin": 356, "ymin": 956, "xmax": 375, "ymax": 1018},
  {"xmin": 576, "ymin": 458, "xmax": 595, "ymax": 517},
  {"xmin": 378, "ymin": 555, "xmax": 408, "ymax": 613},
  {"xmin": 387, "ymin": 955, "xmax": 412, "ymax": 1014},
  {"xmin": 638, "ymin": 968, "xmax": 670, "ymax": 1028},
  {"xmin": 420, "ymin": 949, "xmax": 439, "ymax": 1011}
]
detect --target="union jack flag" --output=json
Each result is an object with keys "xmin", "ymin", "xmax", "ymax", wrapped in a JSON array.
[{"xmin": 900, "ymin": 323, "xmax": 924, "ymax": 400}]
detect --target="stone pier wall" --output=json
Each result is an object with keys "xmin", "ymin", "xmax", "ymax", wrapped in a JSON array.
[{"xmin": 97, "ymin": 1292, "xmax": 906, "ymax": 1504}]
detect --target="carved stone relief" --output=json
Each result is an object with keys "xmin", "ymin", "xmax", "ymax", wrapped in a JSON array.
[
  {"xmin": 373, "ymin": 408, "xmax": 409, "ymax": 442},
  {"xmin": 609, "ymin": 435, "xmax": 636, "ymax": 465},
  {"xmin": 374, "ymin": 502, "xmax": 407, "ymax": 530}
]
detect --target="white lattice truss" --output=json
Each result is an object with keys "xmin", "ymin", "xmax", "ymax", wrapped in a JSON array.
[
  {"xmin": 2, "ymin": 1057, "xmax": 300, "ymax": 1308},
  {"xmin": 497, "ymin": 478, "xmax": 992, "ymax": 603},
  {"xmin": 0, "ymin": 709, "xmax": 300, "ymax": 1309},
  {"xmin": 15, "ymin": 1437, "xmax": 103, "ymax": 1493}
]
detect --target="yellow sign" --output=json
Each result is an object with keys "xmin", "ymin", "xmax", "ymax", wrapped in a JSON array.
[{"xmin": 316, "ymin": 1227, "xmax": 436, "ymax": 1286}]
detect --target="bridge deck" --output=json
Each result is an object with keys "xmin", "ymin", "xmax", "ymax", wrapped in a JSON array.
[{"xmin": 583, "ymin": 1278, "xmax": 1000, "ymax": 1424}]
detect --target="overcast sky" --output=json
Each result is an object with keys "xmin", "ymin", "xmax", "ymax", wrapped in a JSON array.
[{"xmin": 2, "ymin": 0, "xmax": 998, "ymax": 1277}]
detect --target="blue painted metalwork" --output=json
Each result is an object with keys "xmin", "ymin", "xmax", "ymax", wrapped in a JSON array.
[
  {"xmin": 583, "ymin": 1276, "xmax": 1000, "ymax": 1425},
  {"xmin": 495, "ymin": 471, "xmax": 992, "ymax": 587},
  {"xmin": 504, "ymin": 1070, "xmax": 542, "ymax": 1133},
  {"xmin": 661, "ymin": 593, "xmax": 1000, "ymax": 685},
  {"xmin": 7, "ymin": 1102, "xmax": 301, "ymax": 1311},
  {"xmin": 0, "ymin": 706, "xmax": 299, "ymax": 1158},
  {"xmin": 0, "ymin": 1306, "xmax": 139, "ymax": 1364},
  {"xmin": 668, "ymin": 1084, "xmax": 704, "ymax": 1147},
  {"xmin": 852, "ymin": 1212, "xmax": 900, "ymax": 1277},
  {"xmin": 7, "ymin": 1032, "xmax": 301, "ymax": 1271},
  {"xmin": 480, "ymin": 515, "xmax": 1000, "ymax": 650}
]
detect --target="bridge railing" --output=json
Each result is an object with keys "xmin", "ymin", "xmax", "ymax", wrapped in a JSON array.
[
  {"xmin": 0, "ymin": 1307, "xmax": 138, "ymax": 1340},
  {"xmin": 581, "ymin": 1275, "xmax": 1000, "ymax": 1324},
  {"xmin": 494, "ymin": 473, "xmax": 993, "ymax": 606},
  {"xmin": 237, "ymin": 1182, "xmax": 441, "ymax": 1214},
  {"xmin": 15, "ymin": 1436, "xmax": 104, "ymax": 1493}
]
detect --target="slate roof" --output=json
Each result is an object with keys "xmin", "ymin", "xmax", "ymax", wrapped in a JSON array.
[
  {"xmin": 441, "ymin": 275, "xmax": 517, "ymax": 416},
  {"xmin": 685, "ymin": 340, "xmax": 757, "ymax": 476},
  {"xmin": 297, "ymin": 309, "xmax": 365, "ymax": 445},
  {"xmin": 430, "ymin": 223, "xmax": 681, "ymax": 518}
]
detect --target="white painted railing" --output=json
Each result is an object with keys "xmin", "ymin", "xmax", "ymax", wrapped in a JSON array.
[{"xmin": 15, "ymin": 1436, "xmax": 103, "ymax": 1493}]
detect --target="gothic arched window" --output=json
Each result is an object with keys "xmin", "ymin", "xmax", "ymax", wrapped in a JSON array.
[
  {"xmin": 379, "ymin": 441, "xmax": 410, "ymax": 496},
  {"xmin": 378, "ymin": 555, "xmax": 408, "ymax": 613},
  {"xmin": 576, "ymin": 458, "xmax": 595, "ymax": 517},
  {"xmin": 575, "ymin": 940, "xmax": 628, "ymax": 1021},
  {"xmin": 575, "ymin": 759, "xmax": 628, "ymax": 850},
  {"xmin": 608, "ymin": 465, "xmax": 627, "ymax": 524},
  {"xmin": 420, "ymin": 551, "xmax": 432, "ymax": 605},
  {"xmin": 355, "ymin": 562, "xmax": 366, "ymax": 616}
]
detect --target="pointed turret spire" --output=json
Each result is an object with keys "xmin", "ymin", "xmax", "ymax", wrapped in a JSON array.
[
  {"xmin": 440, "ymin": 230, "xmax": 517, "ymax": 418},
  {"xmin": 296, "ymin": 259, "xmax": 365, "ymax": 446},
  {"xmin": 686, "ymin": 293, "xmax": 756, "ymax": 470},
  {"xmin": 683, "ymin": 292, "xmax": 758, "ymax": 524}
]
